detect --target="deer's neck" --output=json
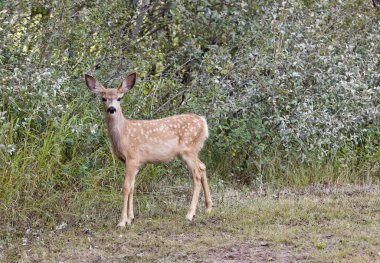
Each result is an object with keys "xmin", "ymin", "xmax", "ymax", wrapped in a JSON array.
[
  {"xmin": 105, "ymin": 111, "xmax": 129, "ymax": 161},
  {"xmin": 105, "ymin": 112, "xmax": 128, "ymax": 144}
]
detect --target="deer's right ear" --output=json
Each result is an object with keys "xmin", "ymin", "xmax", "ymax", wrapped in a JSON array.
[{"xmin": 85, "ymin": 74, "xmax": 104, "ymax": 93}]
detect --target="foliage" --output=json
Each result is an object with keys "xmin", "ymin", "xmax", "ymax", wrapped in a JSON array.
[{"xmin": 0, "ymin": 0, "xmax": 380, "ymax": 227}]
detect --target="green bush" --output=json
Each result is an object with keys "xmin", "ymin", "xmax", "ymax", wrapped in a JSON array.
[{"xmin": 1, "ymin": 0, "xmax": 379, "ymax": 227}]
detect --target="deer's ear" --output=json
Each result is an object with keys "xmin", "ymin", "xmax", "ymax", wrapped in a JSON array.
[
  {"xmin": 119, "ymin": 73, "xmax": 136, "ymax": 93},
  {"xmin": 85, "ymin": 74, "xmax": 104, "ymax": 93}
]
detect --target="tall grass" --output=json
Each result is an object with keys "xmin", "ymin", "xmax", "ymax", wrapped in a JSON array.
[{"xmin": 1, "ymin": 109, "xmax": 378, "ymax": 230}]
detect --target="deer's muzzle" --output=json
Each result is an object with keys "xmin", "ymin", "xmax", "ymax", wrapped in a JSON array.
[{"xmin": 107, "ymin": 106, "xmax": 117, "ymax": 114}]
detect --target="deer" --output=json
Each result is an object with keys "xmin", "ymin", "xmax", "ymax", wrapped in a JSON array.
[{"xmin": 84, "ymin": 73, "xmax": 212, "ymax": 227}]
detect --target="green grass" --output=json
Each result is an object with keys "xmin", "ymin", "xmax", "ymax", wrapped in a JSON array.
[
  {"xmin": 1, "ymin": 183, "xmax": 379, "ymax": 262},
  {"xmin": 0, "ymin": 86, "xmax": 379, "ymax": 262}
]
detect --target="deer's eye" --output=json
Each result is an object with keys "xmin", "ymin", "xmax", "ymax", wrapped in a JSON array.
[
  {"xmin": 117, "ymin": 98, "xmax": 121, "ymax": 101},
  {"xmin": 102, "ymin": 98, "xmax": 106, "ymax": 102}
]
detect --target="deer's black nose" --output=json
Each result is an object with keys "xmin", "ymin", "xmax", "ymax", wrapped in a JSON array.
[{"xmin": 107, "ymin": 106, "xmax": 116, "ymax": 114}]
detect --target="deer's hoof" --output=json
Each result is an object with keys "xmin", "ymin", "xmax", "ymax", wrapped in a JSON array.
[
  {"xmin": 117, "ymin": 222, "xmax": 126, "ymax": 227},
  {"xmin": 186, "ymin": 213, "xmax": 194, "ymax": 221}
]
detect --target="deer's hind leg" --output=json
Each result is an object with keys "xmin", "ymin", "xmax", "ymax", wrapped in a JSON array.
[
  {"xmin": 180, "ymin": 152, "xmax": 202, "ymax": 221},
  {"xmin": 198, "ymin": 159, "xmax": 212, "ymax": 212}
]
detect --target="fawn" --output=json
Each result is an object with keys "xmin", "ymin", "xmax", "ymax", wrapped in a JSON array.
[{"xmin": 84, "ymin": 73, "xmax": 212, "ymax": 227}]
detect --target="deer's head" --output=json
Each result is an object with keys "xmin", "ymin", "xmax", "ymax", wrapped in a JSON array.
[{"xmin": 84, "ymin": 73, "xmax": 136, "ymax": 116}]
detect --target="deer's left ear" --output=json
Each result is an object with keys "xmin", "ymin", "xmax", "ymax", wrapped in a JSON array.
[{"xmin": 119, "ymin": 73, "xmax": 136, "ymax": 93}]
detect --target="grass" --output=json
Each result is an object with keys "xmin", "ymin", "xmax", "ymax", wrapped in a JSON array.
[
  {"xmin": 1, "ymin": 81, "xmax": 379, "ymax": 262},
  {"xmin": 1, "ymin": 106, "xmax": 379, "ymax": 262},
  {"xmin": 1, "ymin": 183, "xmax": 379, "ymax": 262}
]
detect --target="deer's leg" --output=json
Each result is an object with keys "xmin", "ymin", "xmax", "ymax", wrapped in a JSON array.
[
  {"xmin": 127, "ymin": 175, "xmax": 136, "ymax": 221},
  {"xmin": 182, "ymin": 153, "xmax": 202, "ymax": 221},
  {"xmin": 118, "ymin": 161, "xmax": 139, "ymax": 227},
  {"xmin": 198, "ymin": 160, "xmax": 213, "ymax": 212}
]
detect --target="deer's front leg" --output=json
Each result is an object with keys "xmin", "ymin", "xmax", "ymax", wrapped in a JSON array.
[
  {"xmin": 127, "ymin": 175, "xmax": 136, "ymax": 221},
  {"xmin": 118, "ymin": 161, "xmax": 139, "ymax": 227}
]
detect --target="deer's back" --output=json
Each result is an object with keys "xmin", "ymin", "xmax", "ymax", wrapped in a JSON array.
[{"xmin": 123, "ymin": 114, "xmax": 208, "ymax": 164}]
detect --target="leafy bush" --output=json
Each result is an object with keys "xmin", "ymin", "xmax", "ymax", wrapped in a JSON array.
[{"xmin": 1, "ymin": 0, "xmax": 379, "ymax": 227}]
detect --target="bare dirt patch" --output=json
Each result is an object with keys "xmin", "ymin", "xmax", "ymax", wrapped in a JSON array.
[{"xmin": 204, "ymin": 242, "xmax": 310, "ymax": 263}]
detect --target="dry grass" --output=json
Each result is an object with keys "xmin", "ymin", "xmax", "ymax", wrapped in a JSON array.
[{"xmin": 1, "ymin": 183, "xmax": 379, "ymax": 262}]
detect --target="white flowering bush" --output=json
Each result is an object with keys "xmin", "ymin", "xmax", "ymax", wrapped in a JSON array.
[{"xmin": 186, "ymin": 1, "xmax": 380, "ymax": 173}]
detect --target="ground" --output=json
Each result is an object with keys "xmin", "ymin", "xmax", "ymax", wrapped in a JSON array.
[{"xmin": 1, "ymin": 184, "xmax": 379, "ymax": 262}]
